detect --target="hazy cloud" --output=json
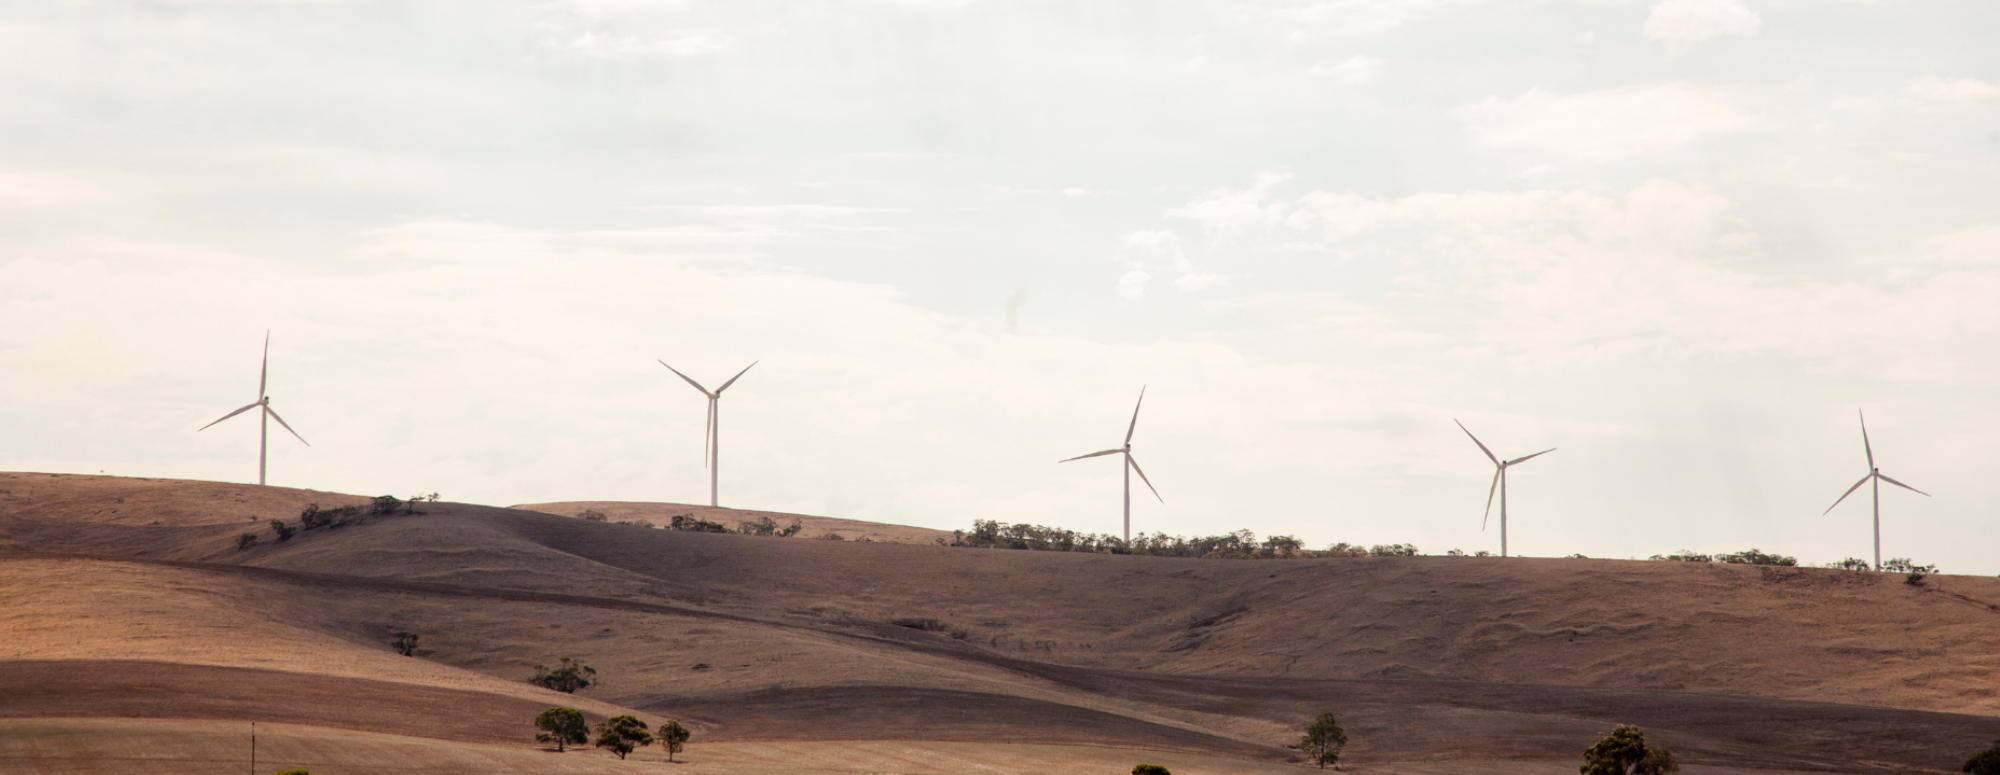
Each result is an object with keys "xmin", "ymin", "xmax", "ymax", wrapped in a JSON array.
[
  {"xmin": 1644, "ymin": 0, "xmax": 1761, "ymax": 56},
  {"xmin": 1453, "ymin": 83, "xmax": 1761, "ymax": 173},
  {"xmin": 1308, "ymin": 56, "xmax": 1382, "ymax": 87}
]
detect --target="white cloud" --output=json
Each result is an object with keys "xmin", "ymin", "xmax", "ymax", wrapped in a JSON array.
[
  {"xmin": 556, "ymin": 0, "xmax": 695, "ymax": 19},
  {"xmin": 1241, "ymin": 0, "xmax": 1482, "ymax": 39},
  {"xmin": 1644, "ymin": 0, "xmax": 1761, "ymax": 56},
  {"xmin": 1062, "ymin": 187, "xmax": 1089, "ymax": 197},
  {"xmin": 563, "ymin": 29, "xmax": 733, "ymax": 58},
  {"xmin": 1308, "ymin": 56, "xmax": 1382, "ymax": 87},
  {"xmin": 1904, "ymin": 76, "xmax": 2000, "ymax": 103},
  {"xmin": 1453, "ymin": 83, "xmax": 1761, "ymax": 174},
  {"xmin": 0, "ymin": 172, "xmax": 92, "ymax": 208},
  {"xmin": 1166, "ymin": 172, "xmax": 1291, "ymax": 243},
  {"xmin": 1116, "ymin": 230, "xmax": 1228, "ymax": 299}
]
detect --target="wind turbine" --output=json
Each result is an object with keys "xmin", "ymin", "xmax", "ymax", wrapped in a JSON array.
[
  {"xmin": 659, "ymin": 360, "xmax": 757, "ymax": 508},
  {"xmin": 198, "ymin": 332, "xmax": 309, "ymax": 486},
  {"xmin": 1455, "ymin": 419, "xmax": 1553, "ymax": 558},
  {"xmin": 1824, "ymin": 409, "xmax": 1930, "ymax": 570},
  {"xmin": 1060, "ymin": 387, "xmax": 1162, "ymax": 542}
]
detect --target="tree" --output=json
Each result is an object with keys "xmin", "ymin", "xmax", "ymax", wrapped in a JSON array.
[
  {"xmin": 593, "ymin": 715, "xmax": 652, "ymax": 760},
  {"xmin": 1300, "ymin": 712, "xmax": 1347, "ymax": 769},
  {"xmin": 657, "ymin": 718, "xmax": 691, "ymax": 761},
  {"xmin": 275, "ymin": 770, "xmax": 312, "ymax": 775},
  {"xmin": 1581, "ymin": 725, "xmax": 1679, "ymax": 775},
  {"xmin": 237, "ymin": 533, "xmax": 259, "ymax": 550},
  {"xmin": 534, "ymin": 707, "xmax": 588, "ymax": 752},
  {"xmin": 1133, "ymin": 765, "xmax": 1171, "ymax": 775},
  {"xmin": 1965, "ymin": 738, "xmax": 2000, "ymax": 774},
  {"xmin": 269, "ymin": 519, "xmax": 296, "ymax": 541},
  {"xmin": 530, "ymin": 657, "xmax": 596, "ymax": 693},
  {"xmin": 392, "ymin": 632, "xmax": 418, "ymax": 656}
]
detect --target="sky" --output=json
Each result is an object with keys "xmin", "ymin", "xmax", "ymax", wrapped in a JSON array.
[{"xmin": 3, "ymin": 0, "xmax": 1998, "ymax": 571}]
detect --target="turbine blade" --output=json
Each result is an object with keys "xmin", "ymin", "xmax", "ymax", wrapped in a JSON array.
[
  {"xmin": 1876, "ymin": 472, "xmax": 1930, "ymax": 497},
  {"xmin": 1456, "ymin": 419, "xmax": 1500, "ymax": 466},
  {"xmin": 1127, "ymin": 454, "xmax": 1163, "ymax": 503},
  {"xmin": 703, "ymin": 399, "xmax": 714, "ymax": 469},
  {"xmin": 199, "ymin": 402, "xmax": 262, "ymax": 431},
  {"xmin": 259, "ymin": 331, "xmax": 270, "ymax": 399},
  {"xmin": 1482, "ymin": 469, "xmax": 1499, "ymax": 531},
  {"xmin": 1507, "ymin": 448, "xmax": 1556, "ymax": 466},
  {"xmin": 658, "ymin": 360, "xmax": 715, "ymax": 397},
  {"xmin": 1824, "ymin": 473, "xmax": 1874, "ymax": 514},
  {"xmin": 715, "ymin": 361, "xmax": 759, "ymax": 394},
  {"xmin": 1859, "ymin": 409, "xmax": 1874, "ymax": 470},
  {"xmin": 1060, "ymin": 449, "xmax": 1124, "ymax": 463},
  {"xmin": 1125, "ymin": 386, "xmax": 1146, "ymax": 446},
  {"xmin": 264, "ymin": 406, "xmax": 309, "ymax": 446}
]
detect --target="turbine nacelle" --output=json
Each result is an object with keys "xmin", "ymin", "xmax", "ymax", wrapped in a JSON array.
[{"xmin": 1061, "ymin": 386, "xmax": 1162, "ymax": 541}]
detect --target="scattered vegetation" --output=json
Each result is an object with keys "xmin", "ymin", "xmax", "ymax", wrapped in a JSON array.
[
  {"xmin": 950, "ymin": 520, "xmax": 1420, "ymax": 560},
  {"xmin": 1132, "ymin": 765, "xmax": 1171, "ymax": 775},
  {"xmin": 236, "ymin": 533, "xmax": 258, "ymax": 550},
  {"xmin": 738, "ymin": 516, "xmax": 804, "ymax": 537},
  {"xmin": 579, "ymin": 510, "xmax": 609, "ymax": 522},
  {"xmin": 530, "ymin": 657, "xmax": 597, "ymax": 693},
  {"xmin": 615, "ymin": 519, "xmax": 656, "ymax": 528},
  {"xmin": 657, "ymin": 718, "xmax": 691, "ymax": 761},
  {"xmin": 669, "ymin": 514, "xmax": 731, "ymax": 533},
  {"xmin": 297, "ymin": 503, "xmax": 363, "ymax": 530},
  {"xmin": 1881, "ymin": 557, "xmax": 1937, "ymax": 574},
  {"xmin": 820, "ymin": 533, "xmax": 846, "ymax": 541},
  {"xmin": 392, "ymin": 631, "xmax": 418, "ymax": 656},
  {"xmin": 1964, "ymin": 738, "xmax": 2000, "ymax": 774},
  {"xmin": 275, "ymin": 770, "xmax": 312, "ymax": 775},
  {"xmin": 593, "ymin": 715, "xmax": 652, "ymax": 760},
  {"xmin": 1825, "ymin": 557, "xmax": 1872, "ymax": 571},
  {"xmin": 534, "ymin": 707, "xmax": 589, "ymax": 752},
  {"xmin": 1648, "ymin": 549, "xmax": 1796, "ymax": 566},
  {"xmin": 1299, "ymin": 712, "xmax": 1347, "ymax": 769},
  {"xmin": 268, "ymin": 519, "xmax": 295, "ymax": 541},
  {"xmin": 1581, "ymin": 725, "xmax": 1679, "ymax": 775},
  {"xmin": 370, "ymin": 495, "xmax": 404, "ymax": 515}
]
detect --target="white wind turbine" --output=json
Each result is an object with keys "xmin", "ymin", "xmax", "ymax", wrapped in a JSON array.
[
  {"xmin": 1824, "ymin": 409, "xmax": 1930, "ymax": 571},
  {"xmin": 198, "ymin": 332, "xmax": 309, "ymax": 486},
  {"xmin": 659, "ymin": 360, "xmax": 757, "ymax": 508},
  {"xmin": 1060, "ymin": 387, "xmax": 1162, "ymax": 542},
  {"xmin": 1455, "ymin": 419, "xmax": 1553, "ymax": 558}
]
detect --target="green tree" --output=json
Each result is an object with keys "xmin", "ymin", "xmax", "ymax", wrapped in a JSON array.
[
  {"xmin": 593, "ymin": 715, "xmax": 652, "ymax": 760},
  {"xmin": 1966, "ymin": 738, "xmax": 2000, "ymax": 774},
  {"xmin": 392, "ymin": 631, "xmax": 418, "ymax": 656},
  {"xmin": 237, "ymin": 533, "xmax": 259, "ymax": 550},
  {"xmin": 534, "ymin": 707, "xmax": 588, "ymax": 752},
  {"xmin": 530, "ymin": 657, "xmax": 596, "ymax": 693},
  {"xmin": 1581, "ymin": 725, "xmax": 1679, "ymax": 775},
  {"xmin": 1133, "ymin": 764, "xmax": 1171, "ymax": 775},
  {"xmin": 657, "ymin": 718, "xmax": 691, "ymax": 761},
  {"xmin": 1300, "ymin": 712, "xmax": 1347, "ymax": 769}
]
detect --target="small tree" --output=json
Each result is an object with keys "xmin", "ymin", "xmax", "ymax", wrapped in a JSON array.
[
  {"xmin": 275, "ymin": 770, "xmax": 312, "ymax": 775},
  {"xmin": 530, "ymin": 657, "xmax": 596, "ymax": 693},
  {"xmin": 1582, "ymin": 725, "xmax": 1679, "ymax": 775},
  {"xmin": 1133, "ymin": 765, "xmax": 1171, "ymax": 775},
  {"xmin": 237, "ymin": 533, "xmax": 259, "ymax": 550},
  {"xmin": 658, "ymin": 718, "xmax": 691, "ymax": 761},
  {"xmin": 269, "ymin": 519, "xmax": 296, "ymax": 541},
  {"xmin": 534, "ymin": 707, "xmax": 588, "ymax": 752},
  {"xmin": 1965, "ymin": 738, "xmax": 2000, "ymax": 774},
  {"xmin": 593, "ymin": 715, "xmax": 652, "ymax": 760},
  {"xmin": 371, "ymin": 495, "xmax": 404, "ymax": 515},
  {"xmin": 1300, "ymin": 712, "xmax": 1347, "ymax": 769},
  {"xmin": 392, "ymin": 631, "xmax": 419, "ymax": 656}
]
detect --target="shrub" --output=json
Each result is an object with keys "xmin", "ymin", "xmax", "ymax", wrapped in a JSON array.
[
  {"xmin": 370, "ymin": 495, "xmax": 403, "ymax": 515},
  {"xmin": 392, "ymin": 631, "xmax": 418, "ymax": 656},
  {"xmin": 1370, "ymin": 543, "xmax": 1420, "ymax": 557},
  {"xmin": 1133, "ymin": 765, "xmax": 1171, "ymax": 775},
  {"xmin": 1650, "ymin": 551, "xmax": 1711, "ymax": 563},
  {"xmin": 669, "ymin": 515, "xmax": 731, "ymax": 533},
  {"xmin": 593, "ymin": 715, "xmax": 652, "ymax": 760},
  {"xmin": 534, "ymin": 707, "xmax": 589, "ymax": 752},
  {"xmin": 578, "ymin": 510, "xmax": 608, "ymax": 522},
  {"xmin": 530, "ymin": 657, "xmax": 597, "ymax": 693},
  {"xmin": 820, "ymin": 533, "xmax": 846, "ymax": 541},
  {"xmin": 269, "ymin": 520, "xmax": 295, "ymax": 541},
  {"xmin": 237, "ymin": 533, "xmax": 259, "ymax": 550},
  {"xmin": 1300, "ymin": 712, "xmax": 1347, "ymax": 769},
  {"xmin": 1715, "ymin": 548, "xmax": 1796, "ymax": 566},
  {"xmin": 1446, "ymin": 548, "xmax": 1466, "ymax": 556},
  {"xmin": 615, "ymin": 519, "xmax": 657, "ymax": 528},
  {"xmin": 658, "ymin": 718, "xmax": 691, "ymax": 761},
  {"xmin": 1826, "ymin": 557, "xmax": 1872, "ymax": 571},
  {"xmin": 1582, "ymin": 725, "xmax": 1679, "ymax": 775},
  {"xmin": 1474, "ymin": 550, "xmax": 1492, "ymax": 557},
  {"xmin": 275, "ymin": 770, "xmax": 312, "ymax": 775},
  {"xmin": 1965, "ymin": 738, "xmax": 2000, "ymax": 774},
  {"xmin": 1881, "ymin": 557, "xmax": 1938, "ymax": 574},
  {"xmin": 738, "ymin": 516, "xmax": 804, "ymax": 537},
  {"xmin": 298, "ymin": 503, "xmax": 362, "ymax": 530}
]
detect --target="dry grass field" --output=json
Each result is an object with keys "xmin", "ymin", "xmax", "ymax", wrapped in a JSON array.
[{"xmin": 3, "ymin": 471, "xmax": 1998, "ymax": 773}]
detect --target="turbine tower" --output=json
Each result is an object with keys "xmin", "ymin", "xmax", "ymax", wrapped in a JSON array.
[
  {"xmin": 1060, "ymin": 387, "xmax": 1162, "ymax": 542},
  {"xmin": 199, "ymin": 332, "xmax": 309, "ymax": 486},
  {"xmin": 659, "ymin": 360, "xmax": 757, "ymax": 508},
  {"xmin": 1824, "ymin": 409, "xmax": 1930, "ymax": 570},
  {"xmin": 1455, "ymin": 419, "xmax": 1553, "ymax": 558}
]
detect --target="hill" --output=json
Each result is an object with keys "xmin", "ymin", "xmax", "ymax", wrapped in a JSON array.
[{"xmin": 3, "ymin": 471, "xmax": 1998, "ymax": 773}]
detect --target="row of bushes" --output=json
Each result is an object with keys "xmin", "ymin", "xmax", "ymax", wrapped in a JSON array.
[
  {"xmin": 946, "ymin": 520, "xmax": 1420, "ymax": 559},
  {"xmin": 577, "ymin": 510, "xmax": 804, "ymax": 537},
  {"xmin": 236, "ymin": 494, "xmax": 438, "ymax": 550}
]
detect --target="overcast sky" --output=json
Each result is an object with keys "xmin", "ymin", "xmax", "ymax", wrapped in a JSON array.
[{"xmin": 4, "ymin": 0, "xmax": 1998, "ymax": 570}]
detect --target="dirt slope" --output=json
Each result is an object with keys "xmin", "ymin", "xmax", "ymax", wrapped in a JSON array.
[{"xmin": 4, "ymin": 473, "xmax": 1998, "ymax": 773}]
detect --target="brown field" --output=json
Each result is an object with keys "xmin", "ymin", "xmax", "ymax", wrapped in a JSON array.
[{"xmin": 3, "ymin": 471, "xmax": 1998, "ymax": 774}]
